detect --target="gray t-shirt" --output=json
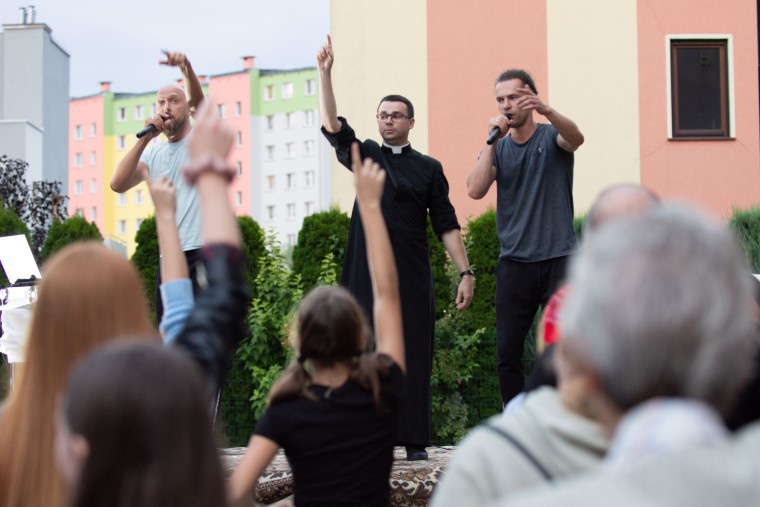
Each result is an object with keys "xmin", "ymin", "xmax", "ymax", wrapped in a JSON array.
[
  {"xmin": 139, "ymin": 137, "xmax": 202, "ymax": 251},
  {"xmin": 493, "ymin": 123, "xmax": 577, "ymax": 262}
]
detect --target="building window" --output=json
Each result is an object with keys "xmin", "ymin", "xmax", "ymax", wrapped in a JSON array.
[
  {"xmin": 118, "ymin": 220, "xmax": 127, "ymax": 235},
  {"xmin": 304, "ymin": 139, "xmax": 315, "ymax": 156},
  {"xmin": 90, "ymin": 123, "xmax": 97, "ymax": 137},
  {"xmin": 90, "ymin": 151, "xmax": 97, "ymax": 166},
  {"xmin": 304, "ymin": 170, "xmax": 315, "ymax": 188},
  {"xmin": 218, "ymin": 103, "xmax": 227, "ymax": 119},
  {"xmin": 236, "ymin": 161, "xmax": 243, "ymax": 176},
  {"xmin": 135, "ymin": 189, "xmax": 144, "ymax": 205},
  {"xmin": 286, "ymin": 112, "xmax": 294, "ymax": 129},
  {"xmin": 266, "ymin": 175, "xmax": 276, "ymax": 191},
  {"xmin": 74, "ymin": 208, "xmax": 84, "ymax": 217},
  {"xmin": 136, "ymin": 218, "xmax": 143, "ymax": 230},
  {"xmin": 118, "ymin": 193, "xmax": 127, "ymax": 206},
  {"xmin": 281, "ymin": 82, "xmax": 294, "ymax": 99},
  {"xmin": 118, "ymin": 135, "xmax": 126, "ymax": 150},
  {"xmin": 237, "ymin": 131, "xmax": 243, "ymax": 147},
  {"xmin": 286, "ymin": 172, "xmax": 296, "ymax": 189},
  {"xmin": 287, "ymin": 233, "xmax": 296, "ymax": 246},
  {"xmin": 285, "ymin": 142, "xmax": 295, "ymax": 158},
  {"xmin": 267, "ymin": 205, "xmax": 275, "ymax": 220},
  {"xmin": 117, "ymin": 107, "xmax": 126, "ymax": 122},
  {"xmin": 75, "ymin": 152, "xmax": 83, "ymax": 167},
  {"xmin": 135, "ymin": 105, "xmax": 144, "ymax": 120},
  {"xmin": 151, "ymin": 104, "xmax": 157, "ymax": 116},
  {"xmin": 74, "ymin": 125, "xmax": 82, "ymax": 140},
  {"xmin": 235, "ymin": 191, "xmax": 242, "ymax": 207},
  {"xmin": 90, "ymin": 178, "xmax": 97, "ymax": 194},
  {"xmin": 266, "ymin": 145, "xmax": 275, "ymax": 161},
  {"xmin": 264, "ymin": 85, "xmax": 274, "ymax": 101},
  {"xmin": 305, "ymin": 201, "xmax": 314, "ymax": 215},
  {"xmin": 90, "ymin": 207, "xmax": 97, "ymax": 221},
  {"xmin": 75, "ymin": 180, "xmax": 83, "ymax": 195},
  {"xmin": 305, "ymin": 79, "xmax": 316, "ymax": 96},
  {"xmin": 266, "ymin": 115, "xmax": 275, "ymax": 130},
  {"xmin": 669, "ymin": 37, "xmax": 731, "ymax": 139},
  {"xmin": 286, "ymin": 203, "xmax": 296, "ymax": 219},
  {"xmin": 304, "ymin": 109, "xmax": 315, "ymax": 126},
  {"xmin": 235, "ymin": 101, "xmax": 242, "ymax": 117}
]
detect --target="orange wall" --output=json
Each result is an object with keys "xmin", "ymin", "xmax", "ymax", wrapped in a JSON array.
[
  {"xmin": 427, "ymin": 0, "xmax": 548, "ymax": 222},
  {"xmin": 637, "ymin": 0, "xmax": 760, "ymax": 217}
]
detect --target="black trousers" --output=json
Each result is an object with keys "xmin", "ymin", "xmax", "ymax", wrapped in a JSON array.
[
  {"xmin": 155, "ymin": 248, "xmax": 203, "ymax": 324},
  {"xmin": 495, "ymin": 255, "xmax": 569, "ymax": 404}
]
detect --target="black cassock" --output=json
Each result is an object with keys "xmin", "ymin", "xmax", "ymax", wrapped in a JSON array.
[{"xmin": 323, "ymin": 118, "xmax": 461, "ymax": 446}]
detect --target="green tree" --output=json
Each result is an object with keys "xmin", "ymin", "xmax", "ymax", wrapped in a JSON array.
[
  {"xmin": 131, "ymin": 216, "xmax": 159, "ymax": 319},
  {"xmin": 41, "ymin": 216, "xmax": 102, "ymax": 263},
  {"xmin": 292, "ymin": 207, "xmax": 350, "ymax": 292},
  {"xmin": 730, "ymin": 207, "xmax": 760, "ymax": 272}
]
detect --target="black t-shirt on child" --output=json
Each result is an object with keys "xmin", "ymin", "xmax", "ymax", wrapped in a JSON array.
[{"xmin": 255, "ymin": 358, "xmax": 404, "ymax": 506}]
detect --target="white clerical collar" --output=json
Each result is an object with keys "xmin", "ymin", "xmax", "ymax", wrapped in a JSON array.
[{"xmin": 383, "ymin": 142, "xmax": 409, "ymax": 154}]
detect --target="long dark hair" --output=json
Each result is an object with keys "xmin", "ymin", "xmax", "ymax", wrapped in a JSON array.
[
  {"xmin": 268, "ymin": 286, "xmax": 393, "ymax": 410},
  {"xmin": 61, "ymin": 341, "xmax": 226, "ymax": 507}
]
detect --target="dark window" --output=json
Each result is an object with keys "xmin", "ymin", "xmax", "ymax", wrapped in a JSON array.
[{"xmin": 671, "ymin": 39, "xmax": 729, "ymax": 139}]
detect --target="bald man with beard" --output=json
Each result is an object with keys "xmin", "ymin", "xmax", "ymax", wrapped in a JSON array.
[{"xmin": 111, "ymin": 50, "xmax": 205, "ymax": 322}]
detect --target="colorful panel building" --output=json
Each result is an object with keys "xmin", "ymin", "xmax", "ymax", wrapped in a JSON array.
[
  {"xmin": 330, "ymin": 0, "xmax": 760, "ymax": 221},
  {"xmin": 69, "ymin": 60, "xmax": 328, "ymax": 255}
]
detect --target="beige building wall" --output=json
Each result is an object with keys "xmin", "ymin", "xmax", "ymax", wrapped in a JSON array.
[
  {"xmin": 546, "ymin": 0, "xmax": 641, "ymax": 215},
  {"xmin": 329, "ymin": 0, "xmax": 430, "ymax": 213}
]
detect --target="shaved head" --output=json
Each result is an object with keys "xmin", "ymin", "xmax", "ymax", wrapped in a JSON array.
[{"xmin": 585, "ymin": 184, "xmax": 660, "ymax": 235}]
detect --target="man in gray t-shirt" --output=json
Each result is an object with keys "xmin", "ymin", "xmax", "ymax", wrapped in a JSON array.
[
  {"xmin": 110, "ymin": 50, "xmax": 205, "ymax": 322},
  {"xmin": 467, "ymin": 69, "xmax": 585, "ymax": 404}
]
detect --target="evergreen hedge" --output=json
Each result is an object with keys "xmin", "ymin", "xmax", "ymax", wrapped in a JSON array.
[
  {"xmin": 40, "ymin": 216, "xmax": 103, "ymax": 263},
  {"xmin": 729, "ymin": 207, "xmax": 760, "ymax": 272},
  {"xmin": 291, "ymin": 207, "xmax": 350, "ymax": 293}
]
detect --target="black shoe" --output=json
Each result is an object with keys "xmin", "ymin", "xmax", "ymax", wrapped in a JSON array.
[{"xmin": 405, "ymin": 446, "xmax": 428, "ymax": 461}]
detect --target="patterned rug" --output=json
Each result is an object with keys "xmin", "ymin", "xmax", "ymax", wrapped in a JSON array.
[{"xmin": 220, "ymin": 446, "xmax": 454, "ymax": 506}]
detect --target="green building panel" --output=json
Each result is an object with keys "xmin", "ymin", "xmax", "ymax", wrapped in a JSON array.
[{"xmin": 254, "ymin": 68, "xmax": 318, "ymax": 116}]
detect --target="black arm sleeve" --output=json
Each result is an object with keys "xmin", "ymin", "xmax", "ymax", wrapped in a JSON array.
[{"xmin": 172, "ymin": 244, "xmax": 250, "ymax": 396}]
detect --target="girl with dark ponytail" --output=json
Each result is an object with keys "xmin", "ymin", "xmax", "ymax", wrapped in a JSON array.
[{"xmin": 229, "ymin": 144, "xmax": 405, "ymax": 506}]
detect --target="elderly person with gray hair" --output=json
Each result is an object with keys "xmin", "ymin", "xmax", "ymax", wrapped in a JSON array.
[{"xmin": 485, "ymin": 203, "xmax": 758, "ymax": 507}]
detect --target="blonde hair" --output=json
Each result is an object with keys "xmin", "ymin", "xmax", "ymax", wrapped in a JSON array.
[{"xmin": 0, "ymin": 242, "xmax": 158, "ymax": 507}]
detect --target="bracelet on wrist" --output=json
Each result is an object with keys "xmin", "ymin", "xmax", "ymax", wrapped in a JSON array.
[{"xmin": 459, "ymin": 269, "xmax": 474, "ymax": 278}]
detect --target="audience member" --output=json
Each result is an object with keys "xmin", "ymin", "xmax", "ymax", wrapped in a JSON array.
[
  {"xmin": 490, "ymin": 204, "xmax": 756, "ymax": 507},
  {"xmin": 228, "ymin": 143, "xmax": 405, "ymax": 507}
]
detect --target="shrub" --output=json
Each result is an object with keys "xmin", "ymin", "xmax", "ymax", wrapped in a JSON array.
[
  {"xmin": 729, "ymin": 207, "xmax": 760, "ymax": 272},
  {"xmin": 0, "ymin": 206, "xmax": 30, "ymax": 287},
  {"xmin": 40, "ymin": 216, "xmax": 102, "ymax": 263},
  {"xmin": 292, "ymin": 207, "xmax": 349, "ymax": 292},
  {"xmin": 237, "ymin": 215, "xmax": 267, "ymax": 296},
  {"xmin": 131, "ymin": 216, "xmax": 159, "ymax": 319}
]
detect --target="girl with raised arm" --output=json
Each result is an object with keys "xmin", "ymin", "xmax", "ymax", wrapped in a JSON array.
[{"xmin": 229, "ymin": 143, "xmax": 404, "ymax": 506}]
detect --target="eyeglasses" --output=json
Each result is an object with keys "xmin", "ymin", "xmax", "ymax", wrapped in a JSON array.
[{"xmin": 376, "ymin": 113, "xmax": 410, "ymax": 122}]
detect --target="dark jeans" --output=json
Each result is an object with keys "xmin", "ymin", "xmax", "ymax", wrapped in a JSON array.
[
  {"xmin": 495, "ymin": 255, "xmax": 569, "ymax": 404},
  {"xmin": 155, "ymin": 248, "xmax": 203, "ymax": 324}
]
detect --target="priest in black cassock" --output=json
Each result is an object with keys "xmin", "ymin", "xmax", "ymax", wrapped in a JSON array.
[{"xmin": 317, "ymin": 36, "xmax": 474, "ymax": 460}]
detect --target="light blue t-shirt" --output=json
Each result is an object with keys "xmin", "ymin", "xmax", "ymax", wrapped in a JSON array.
[{"xmin": 139, "ymin": 137, "xmax": 202, "ymax": 251}]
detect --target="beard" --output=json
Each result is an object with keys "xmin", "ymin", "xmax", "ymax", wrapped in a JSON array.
[{"xmin": 163, "ymin": 115, "xmax": 187, "ymax": 138}]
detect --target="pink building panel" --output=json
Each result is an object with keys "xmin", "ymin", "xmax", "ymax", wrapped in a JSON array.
[
  {"xmin": 208, "ymin": 71, "xmax": 252, "ymax": 216},
  {"xmin": 69, "ymin": 95, "xmax": 105, "ymax": 229}
]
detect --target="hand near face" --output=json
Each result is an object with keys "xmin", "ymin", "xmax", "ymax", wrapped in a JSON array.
[
  {"xmin": 513, "ymin": 85, "xmax": 551, "ymax": 116},
  {"xmin": 316, "ymin": 35, "xmax": 334, "ymax": 72}
]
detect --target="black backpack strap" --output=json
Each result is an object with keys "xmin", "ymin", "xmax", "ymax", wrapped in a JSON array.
[{"xmin": 482, "ymin": 423, "xmax": 554, "ymax": 482}]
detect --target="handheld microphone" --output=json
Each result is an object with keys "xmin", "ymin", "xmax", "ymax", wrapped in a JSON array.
[
  {"xmin": 136, "ymin": 124, "xmax": 157, "ymax": 139},
  {"xmin": 486, "ymin": 113, "xmax": 512, "ymax": 145}
]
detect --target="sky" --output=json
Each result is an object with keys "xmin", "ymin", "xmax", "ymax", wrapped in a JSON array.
[{"xmin": 0, "ymin": 0, "xmax": 331, "ymax": 97}]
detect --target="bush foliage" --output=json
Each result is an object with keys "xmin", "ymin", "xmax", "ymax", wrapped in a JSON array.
[
  {"xmin": 292, "ymin": 207, "xmax": 350, "ymax": 292},
  {"xmin": 41, "ymin": 216, "xmax": 102, "ymax": 263}
]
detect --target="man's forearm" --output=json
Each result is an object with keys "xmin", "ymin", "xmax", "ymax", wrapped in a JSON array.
[
  {"xmin": 182, "ymin": 61, "xmax": 204, "ymax": 113},
  {"xmin": 467, "ymin": 145, "xmax": 497, "ymax": 199},
  {"xmin": 442, "ymin": 229, "xmax": 470, "ymax": 272},
  {"xmin": 544, "ymin": 108, "xmax": 584, "ymax": 151},
  {"xmin": 318, "ymin": 69, "xmax": 341, "ymax": 133},
  {"xmin": 111, "ymin": 138, "xmax": 150, "ymax": 192}
]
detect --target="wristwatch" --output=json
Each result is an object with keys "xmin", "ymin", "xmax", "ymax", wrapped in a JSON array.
[{"xmin": 459, "ymin": 269, "xmax": 474, "ymax": 278}]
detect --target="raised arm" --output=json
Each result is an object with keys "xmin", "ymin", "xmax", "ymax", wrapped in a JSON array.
[
  {"xmin": 352, "ymin": 143, "xmax": 404, "ymax": 370},
  {"xmin": 514, "ymin": 85, "xmax": 584, "ymax": 152},
  {"xmin": 317, "ymin": 35, "xmax": 341, "ymax": 133},
  {"xmin": 160, "ymin": 50, "xmax": 205, "ymax": 114}
]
